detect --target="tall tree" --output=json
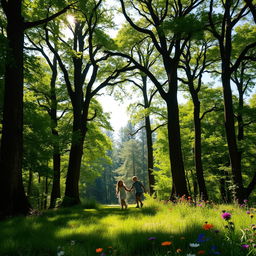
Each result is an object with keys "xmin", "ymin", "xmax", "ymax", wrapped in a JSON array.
[
  {"xmin": 44, "ymin": 0, "xmax": 135, "ymax": 205},
  {"xmin": 179, "ymin": 39, "xmax": 217, "ymax": 200},
  {"xmin": 108, "ymin": 0, "xmax": 205, "ymax": 197},
  {"xmin": 208, "ymin": 0, "xmax": 256, "ymax": 202},
  {"xmin": 0, "ymin": 0, "xmax": 72, "ymax": 217}
]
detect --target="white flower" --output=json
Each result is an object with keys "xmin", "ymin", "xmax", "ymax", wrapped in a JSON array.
[
  {"xmin": 186, "ymin": 254, "xmax": 196, "ymax": 256},
  {"xmin": 189, "ymin": 243, "xmax": 200, "ymax": 247},
  {"xmin": 70, "ymin": 240, "xmax": 76, "ymax": 246},
  {"xmin": 57, "ymin": 251, "xmax": 65, "ymax": 256}
]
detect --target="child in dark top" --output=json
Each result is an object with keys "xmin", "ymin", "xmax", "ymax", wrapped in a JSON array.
[{"xmin": 130, "ymin": 176, "xmax": 146, "ymax": 208}]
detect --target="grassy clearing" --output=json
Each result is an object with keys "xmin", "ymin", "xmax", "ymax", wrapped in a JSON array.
[{"xmin": 0, "ymin": 198, "xmax": 255, "ymax": 256}]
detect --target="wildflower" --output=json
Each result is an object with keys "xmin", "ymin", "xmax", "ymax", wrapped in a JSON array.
[
  {"xmin": 100, "ymin": 253, "xmax": 106, "ymax": 256},
  {"xmin": 161, "ymin": 241, "xmax": 172, "ymax": 246},
  {"xmin": 211, "ymin": 245, "xmax": 221, "ymax": 255},
  {"xmin": 241, "ymin": 244, "xmax": 250, "ymax": 249},
  {"xmin": 244, "ymin": 199, "xmax": 248, "ymax": 203},
  {"xmin": 197, "ymin": 250, "xmax": 205, "ymax": 254},
  {"xmin": 176, "ymin": 248, "xmax": 182, "ymax": 253},
  {"xmin": 148, "ymin": 237, "xmax": 156, "ymax": 240},
  {"xmin": 57, "ymin": 251, "xmax": 65, "ymax": 256},
  {"xmin": 250, "ymin": 214, "xmax": 254, "ymax": 218},
  {"xmin": 247, "ymin": 211, "xmax": 251, "ymax": 214},
  {"xmin": 203, "ymin": 223, "xmax": 214, "ymax": 230},
  {"xmin": 70, "ymin": 240, "xmax": 75, "ymax": 246},
  {"xmin": 221, "ymin": 212, "xmax": 231, "ymax": 220},
  {"xmin": 196, "ymin": 233, "xmax": 209, "ymax": 243},
  {"xmin": 189, "ymin": 243, "xmax": 200, "ymax": 247},
  {"xmin": 187, "ymin": 254, "xmax": 196, "ymax": 256},
  {"xmin": 214, "ymin": 229, "xmax": 220, "ymax": 234},
  {"xmin": 252, "ymin": 224, "xmax": 256, "ymax": 230},
  {"xmin": 96, "ymin": 248, "xmax": 103, "ymax": 253}
]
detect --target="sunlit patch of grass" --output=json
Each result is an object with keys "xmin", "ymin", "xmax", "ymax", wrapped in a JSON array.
[{"xmin": 0, "ymin": 199, "xmax": 255, "ymax": 255}]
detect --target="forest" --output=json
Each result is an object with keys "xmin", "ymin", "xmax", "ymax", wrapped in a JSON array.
[{"xmin": 0, "ymin": 0, "xmax": 256, "ymax": 219}]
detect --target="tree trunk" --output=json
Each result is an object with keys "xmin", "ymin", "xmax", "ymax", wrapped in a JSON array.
[
  {"xmin": 145, "ymin": 115, "xmax": 155, "ymax": 195},
  {"xmin": 49, "ymin": 57, "xmax": 61, "ymax": 209},
  {"xmin": 222, "ymin": 69, "xmax": 244, "ymax": 202},
  {"xmin": 141, "ymin": 76, "xmax": 155, "ymax": 195},
  {"xmin": 62, "ymin": 103, "xmax": 87, "ymax": 206},
  {"xmin": 166, "ymin": 76, "xmax": 188, "ymax": 197},
  {"xmin": 193, "ymin": 99, "xmax": 208, "ymax": 200},
  {"xmin": 0, "ymin": 1, "xmax": 31, "ymax": 218},
  {"xmin": 49, "ymin": 148, "xmax": 61, "ymax": 208},
  {"xmin": 27, "ymin": 169, "xmax": 33, "ymax": 198},
  {"xmin": 44, "ymin": 176, "xmax": 48, "ymax": 209}
]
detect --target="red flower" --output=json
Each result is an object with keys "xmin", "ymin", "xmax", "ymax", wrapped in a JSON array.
[
  {"xmin": 203, "ymin": 223, "xmax": 214, "ymax": 230},
  {"xmin": 96, "ymin": 248, "xmax": 103, "ymax": 253}
]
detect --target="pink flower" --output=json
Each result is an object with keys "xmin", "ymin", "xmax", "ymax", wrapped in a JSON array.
[{"xmin": 221, "ymin": 212, "xmax": 231, "ymax": 220}]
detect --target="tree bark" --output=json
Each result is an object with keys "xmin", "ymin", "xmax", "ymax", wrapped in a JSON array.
[
  {"xmin": 166, "ymin": 73, "xmax": 188, "ymax": 197},
  {"xmin": 141, "ymin": 76, "xmax": 155, "ymax": 195},
  {"xmin": 222, "ymin": 69, "xmax": 244, "ymax": 202},
  {"xmin": 0, "ymin": 1, "xmax": 31, "ymax": 218},
  {"xmin": 192, "ymin": 97, "xmax": 208, "ymax": 200},
  {"xmin": 49, "ymin": 57, "xmax": 61, "ymax": 209},
  {"xmin": 62, "ymin": 109, "xmax": 86, "ymax": 206}
]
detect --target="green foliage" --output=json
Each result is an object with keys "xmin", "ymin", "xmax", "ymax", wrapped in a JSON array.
[
  {"xmin": 162, "ymin": 14, "xmax": 205, "ymax": 40},
  {"xmin": 93, "ymin": 29, "xmax": 117, "ymax": 50}
]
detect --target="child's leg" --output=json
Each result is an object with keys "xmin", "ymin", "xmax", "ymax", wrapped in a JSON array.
[
  {"xmin": 121, "ymin": 199, "xmax": 125, "ymax": 210},
  {"xmin": 135, "ymin": 195, "xmax": 140, "ymax": 207},
  {"xmin": 137, "ymin": 194, "xmax": 143, "ymax": 207}
]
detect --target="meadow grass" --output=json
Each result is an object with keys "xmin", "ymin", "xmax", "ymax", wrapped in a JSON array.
[{"xmin": 0, "ymin": 198, "xmax": 255, "ymax": 256}]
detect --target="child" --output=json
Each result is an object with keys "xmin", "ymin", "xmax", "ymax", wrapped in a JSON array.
[
  {"xmin": 116, "ymin": 180, "xmax": 129, "ymax": 210},
  {"xmin": 130, "ymin": 176, "xmax": 146, "ymax": 208}
]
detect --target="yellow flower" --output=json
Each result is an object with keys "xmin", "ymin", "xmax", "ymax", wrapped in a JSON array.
[
  {"xmin": 176, "ymin": 248, "xmax": 182, "ymax": 253},
  {"xmin": 161, "ymin": 241, "xmax": 172, "ymax": 246}
]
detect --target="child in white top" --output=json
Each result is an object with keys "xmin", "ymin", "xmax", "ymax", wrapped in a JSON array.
[{"xmin": 116, "ymin": 180, "xmax": 130, "ymax": 210}]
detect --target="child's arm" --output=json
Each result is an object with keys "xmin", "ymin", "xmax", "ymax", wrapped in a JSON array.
[
  {"xmin": 124, "ymin": 186, "xmax": 131, "ymax": 192},
  {"xmin": 141, "ymin": 183, "xmax": 146, "ymax": 193}
]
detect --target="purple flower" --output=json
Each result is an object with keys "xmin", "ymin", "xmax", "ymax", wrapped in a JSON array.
[
  {"xmin": 246, "ymin": 211, "xmax": 250, "ymax": 214},
  {"xmin": 148, "ymin": 237, "xmax": 156, "ymax": 240},
  {"xmin": 214, "ymin": 229, "xmax": 220, "ymax": 234},
  {"xmin": 244, "ymin": 199, "xmax": 248, "ymax": 203},
  {"xmin": 221, "ymin": 212, "xmax": 231, "ymax": 220},
  {"xmin": 241, "ymin": 244, "xmax": 249, "ymax": 249}
]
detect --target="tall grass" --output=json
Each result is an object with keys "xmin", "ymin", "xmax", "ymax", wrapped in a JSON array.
[{"xmin": 0, "ymin": 198, "xmax": 255, "ymax": 256}]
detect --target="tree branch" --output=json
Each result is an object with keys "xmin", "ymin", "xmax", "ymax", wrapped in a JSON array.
[
  {"xmin": 151, "ymin": 122, "xmax": 168, "ymax": 133},
  {"xmin": 24, "ymin": 2, "xmax": 77, "ymax": 29},
  {"xmin": 200, "ymin": 106, "xmax": 219, "ymax": 120}
]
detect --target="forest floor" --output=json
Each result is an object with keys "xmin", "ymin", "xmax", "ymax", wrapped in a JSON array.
[{"xmin": 0, "ymin": 198, "xmax": 255, "ymax": 256}]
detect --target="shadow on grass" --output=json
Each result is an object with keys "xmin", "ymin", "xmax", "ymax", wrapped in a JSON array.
[{"xmin": 0, "ymin": 205, "xmax": 249, "ymax": 256}]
